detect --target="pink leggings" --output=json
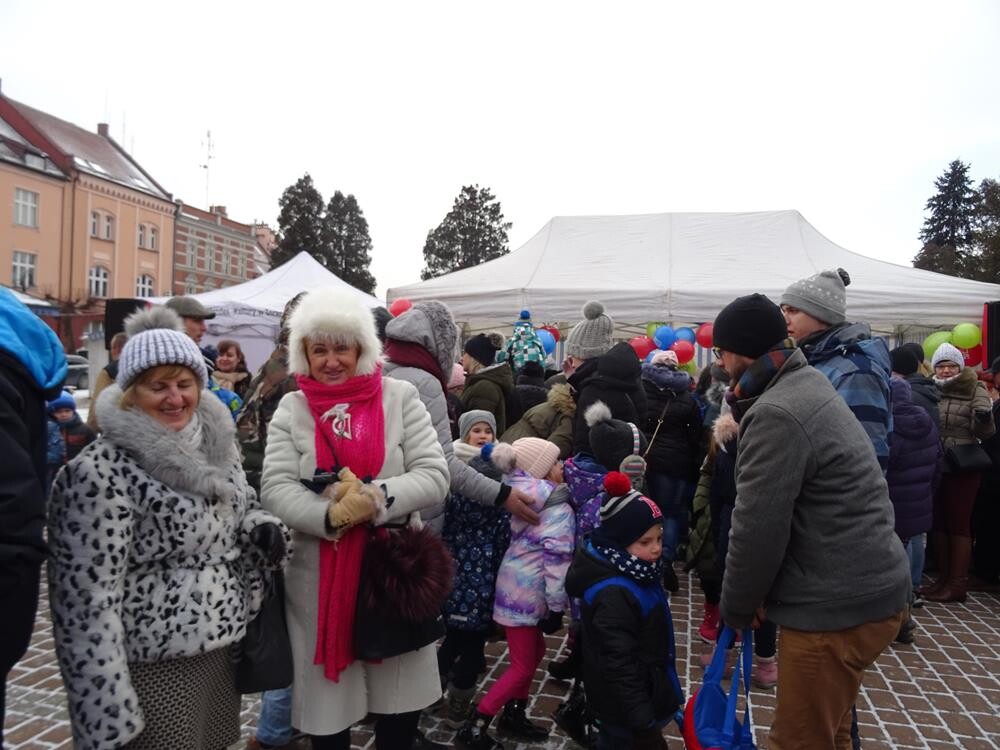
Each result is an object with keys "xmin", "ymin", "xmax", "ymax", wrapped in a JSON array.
[{"xmin": 477, "ymin": 626, "xmax": 546, "ymax": 716}]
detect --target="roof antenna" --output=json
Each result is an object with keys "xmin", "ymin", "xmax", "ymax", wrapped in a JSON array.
[{"xmin": 199, "ymin": 130, "xmax": 213, "ymax": 207}]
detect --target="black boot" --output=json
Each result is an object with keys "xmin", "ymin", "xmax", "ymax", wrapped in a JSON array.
[
  {"xmin": 498, "ymin": 699, "xmax": 549, "ymax": 741},
  {"xmin": 547, "ymin": 642, "xmax": 581, "ymax": 681},
  {"xmin": 456, "ymin": 711, "xmax": 504, "ymax": 750},
  {"xmin": 663, "ymin": 562, "xmax": 680, "ymax": 593},
  {"xmin": 552, "ymin": 681, "xmax": 595, "ymax": 748}
]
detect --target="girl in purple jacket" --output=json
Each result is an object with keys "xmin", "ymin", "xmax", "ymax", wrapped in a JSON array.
[{"xmin": 456, "ymin": 438, "xmax": 576, "ymax": 750}]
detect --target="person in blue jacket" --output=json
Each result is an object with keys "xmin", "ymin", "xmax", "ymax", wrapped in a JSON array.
[{"xmin": 0, "ymin": 287, "xmax": 67, "ymax": 745}]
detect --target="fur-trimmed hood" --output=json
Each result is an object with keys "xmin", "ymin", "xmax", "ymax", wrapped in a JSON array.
[
  {"xmin": 641, "ymin": 362, "xmax": 692, "ymax": 392},
  {"xmin": 95, "ymin": 383, "xmax": 242, "ymax": 503},
  {"xmin": 287, "ymin": 286, "xmax": 383, "ymax": 377},
  {"xmin": 384, "ymin": 300, "xmax": 459, "ymax": 377},
  {"xmin": 546, "ymin": 382, "xmax": 576, "ymax": 417},
  {"xmin": 712, "ymin": 412, "xmax": 739, "ymax": 448}
]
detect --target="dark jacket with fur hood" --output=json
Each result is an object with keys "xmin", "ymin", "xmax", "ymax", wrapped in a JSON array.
[
  {"xmin": 48, "ymin": 385, "xmax": 292, "ymax": 750},
  {"xmin": 640, "ymin": 364, "xmax": 702, "ymax": 480},
  {"xmin": 501, "ymin": 383, "xmax": 577, "ymax": 459},
  {"xmin": 569, "ymin": 342, "xmax": 646, "ymax": 455}
]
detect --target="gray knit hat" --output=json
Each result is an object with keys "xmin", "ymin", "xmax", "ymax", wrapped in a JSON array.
[
  {"xmin": 459, "ymin": 409, "xmax": 497, "ymax": 440},
  {"xmin": 780, "ymin": 268, "xmax": 851, "ymax": 326},
  {"xmin": 931, "ymin": 342, "xmax": 964, "ymax": 372},
  {"xmin": 565, "ymin": 301, "xmax": 614, "ymax": 360},
  {"xmin": 117, "ymin": 306, "xmax": 208, "ymax": 388}
]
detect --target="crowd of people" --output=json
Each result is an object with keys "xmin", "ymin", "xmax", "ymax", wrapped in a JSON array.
[{"xmin": 1, "ymin": 266, "xmax": 998, "ymax": 750}]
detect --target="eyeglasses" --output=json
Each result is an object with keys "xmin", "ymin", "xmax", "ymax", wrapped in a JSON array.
[{"xmin": 712, "ymin": 347, "xmax": 723, "ymax": 360}]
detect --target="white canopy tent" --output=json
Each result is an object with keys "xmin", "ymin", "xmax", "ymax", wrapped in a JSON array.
[
  {"xmin": 151, "ymin": 252, "xmax": 383, "ymax": 369},
  {"xmin": 388, "ymin": 211, "xmax": 1000, "ymax": 332}
]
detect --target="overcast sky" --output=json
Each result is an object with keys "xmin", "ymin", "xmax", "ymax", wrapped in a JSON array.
[{"xmin": 2, "ymin": 1, "xmax": 998, "ymax": 299}]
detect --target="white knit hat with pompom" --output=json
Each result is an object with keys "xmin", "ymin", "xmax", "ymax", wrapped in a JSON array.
[{"xmin": 117, "ymin": 306, "xmax": 208, "ymax": 388}]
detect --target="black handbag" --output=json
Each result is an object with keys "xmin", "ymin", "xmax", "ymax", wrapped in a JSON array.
[
  {"xmin": 944, "ymin": 442, "xmax": 993, "ymax": 473},
  {"xmin": 353, "ymin": 522, "xmax": 454, "ymax": 661},
  {"xmin": 234, "ymin": 571, "xmax": 294, "ymax": 694}
]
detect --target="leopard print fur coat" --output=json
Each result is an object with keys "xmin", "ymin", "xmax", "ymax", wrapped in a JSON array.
[{"xmin": 47, "ymin": 384, "xmax": 292, "ymax": 750}]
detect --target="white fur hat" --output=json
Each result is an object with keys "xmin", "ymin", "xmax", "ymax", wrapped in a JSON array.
[{"xmin": 287, "ymin": 286, "xmax": 383, "ymax": 377}]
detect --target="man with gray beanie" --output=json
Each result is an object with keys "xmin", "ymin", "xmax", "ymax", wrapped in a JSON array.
[
  {"xmin": 781, "ymin": 268, "xmax": 892, "ymax": 471},
  {"xmin": 713, "ymin": 293, "xmax": 909, "ymax": 750}
]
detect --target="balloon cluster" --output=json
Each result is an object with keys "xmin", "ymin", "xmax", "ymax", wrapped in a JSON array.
[
  {"xmin": 922, "ymin": 322, "xmax": 983, "ymax": 367},
  {"xmin": 536, "ymin": 326, "xmax": 560, "ymax": 355},
  {"xmin": 630, "ymin": 322, "xmax": 715, "ymax": 364}
]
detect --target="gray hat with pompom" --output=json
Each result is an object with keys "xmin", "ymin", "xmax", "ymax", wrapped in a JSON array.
[
  {"xmin": 117, "ymin": 306, "xmax": 208, "ymax": 388},
  {"xmin": 780, "ymin": 268, "xmax": 851, "ymax": 326},
  {"xmin": 565, "ymin": 300, "xmax": 614, "ymax": 360}
]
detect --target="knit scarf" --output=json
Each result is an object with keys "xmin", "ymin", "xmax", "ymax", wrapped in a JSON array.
[
  {"xmin": 592, "ymin": 540, "xmax": 664, "ymax": 583},
  {"xmin": 725, "ymin": 339, "xmax": 797, "ymax": 422},
  {"xmin": 383, "ymin": 338, "xmax": 448, "ymax": 393},
  {"xmin": 296, "ymin": 368, "xmax": 386, "ymax": 682}
]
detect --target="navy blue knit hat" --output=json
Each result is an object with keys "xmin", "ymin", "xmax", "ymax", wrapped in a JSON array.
[
  {"xmin": 592, "ymin": 472, "xmax": 663, "ymax": 549},
  {"xmin": 47, "ymin": 390, "xmax": 76, "ymax": 413}
]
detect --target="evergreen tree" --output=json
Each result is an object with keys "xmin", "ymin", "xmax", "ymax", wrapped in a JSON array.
[
  {"xmin": 421, "ymin": 185, "xmax": 512, "ymax": 280},
  {"xmin": 918, "ymin": 160, "xmax": 978, "ymax": 249},
  {"xmin": 274, "ymin": 174, "xmax": 328, "ymax": 269},
  {"xmin": 971, "ymin": 177, "xmax": 1000, "ymax": 284},
  {"xmin": 323, "ymin": 191, "xmax": 377, "ymax": 294},
  {"xmin": 913, "ymin": 240, "xmax": 961, "ymax": 276}
]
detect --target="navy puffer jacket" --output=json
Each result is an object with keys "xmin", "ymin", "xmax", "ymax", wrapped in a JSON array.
[{"xmin": 886, "ymin": 377, "xmax": 941, "ymax": 539}]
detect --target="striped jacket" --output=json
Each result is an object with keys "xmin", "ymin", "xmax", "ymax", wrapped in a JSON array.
[{"xmin": 801, "ymin": 322, "xmax": 892, "ymax": 471}]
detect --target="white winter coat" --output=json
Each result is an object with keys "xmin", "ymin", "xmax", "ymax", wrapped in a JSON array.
[{"xmin": 261, "ymin": 376, "xmax": 449, "ymax": 735}]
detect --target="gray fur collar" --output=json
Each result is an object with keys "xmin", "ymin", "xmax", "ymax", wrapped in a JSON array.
[{"xmin": 95, "ymin": 384, "xmax": 241, "ymax": 502}]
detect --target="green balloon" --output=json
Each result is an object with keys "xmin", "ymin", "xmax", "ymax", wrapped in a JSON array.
[
  {"xmin": 951, "ymin": 322, "xmax": 981, "ymax": 350},
  {"xmin": 646, "ymin": 322, "xmax": 666, "ymax": 338},
  {"xmin": 923, "ymin": 331, "xmax": 953, "ymax": 361},
  {"xmin": 680, "ymin": 361, "xmax": 698, "ymax": 374}
]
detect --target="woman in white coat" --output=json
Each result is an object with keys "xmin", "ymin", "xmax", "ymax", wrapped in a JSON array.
[{"xmin": 261, "ymin": 287, "xmax": 449, "ymax": 749}]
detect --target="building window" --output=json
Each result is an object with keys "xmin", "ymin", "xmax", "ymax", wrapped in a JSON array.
[
  {"xmin": 186, "ymin": 238, "xmax": 196, "ymax": 267},
  {"xmin": 88, "ymin": 265, "xmax": 109, "ymax": 298},
  {"xmin": 137, "ymin": 224, "xmax": 145, "ymax": 248},
  {"xmin": 206, "ymin": 242, "xmax": 216, "ymax": 272},
  {"xmin": 90, "ymin": 211, "xmax": 99, "ymax": 236},
  {"xmin": 184, "ymin": 274, "xmax": 197, "ymax": 294},
  {"xmin": 103, "ymin": 214, "xmax": 114, "ymax": 240},
  {"xmin": 149, "ymin": 226, "xmax": 158, "ymax": 250},
  {"xmin": 12, "ymin": 251, "xmax": 37, "ymax": 289},
  {"xmin": 136, "ymin": 274, "xmax": 154, "ymax": 298},
  {"xmin": 238, "ymin": 253, "xmax": 246, "ymax": 278},
  {"xmin": 203, "ymin": 279, "xmax": 216, "ymax": 291},
  {"xmin": 84, "ymin": 320, "xmax": 105, "ymax": 342},
  {"xmin": 14, "ymin": 188, "xmax": 39, "ymax": 227},
  {"xmin": 222, "ymin": 248, "xmax": 231, "ymax": 276}
]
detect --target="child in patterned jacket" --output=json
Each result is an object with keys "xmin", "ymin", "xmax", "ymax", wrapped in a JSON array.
[{"xmin": 456, "ymin": 437, "xmax": 576, "ymax": 750}]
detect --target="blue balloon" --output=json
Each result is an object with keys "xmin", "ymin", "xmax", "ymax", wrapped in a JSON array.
[
  {"xmin": 675, "ymin": 326, "xmax": 696, "ymax": 344},
  {"xmin": 654, "ymin": 326, "xmax": 676, "ymax": 349},
  {"xmin": 536, "ymin": 328, "xmax": 556, "ymax": 355}
]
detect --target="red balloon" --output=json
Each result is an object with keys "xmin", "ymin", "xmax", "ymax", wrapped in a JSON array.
[
  {"xmin": 629, "ymin": 336, "xmax": 656, "ymax": 359},
  {"xmin": 388, "ymin": 298, "xmax": 412, "ymax": 317},
  {"xmin": 961, "ymin": 344, "xmax": 982, "ymax": 367},
  {"xmin": 670, "ymin": 339, "xmax": 695, "ymax": 364},
  {"xmin": 696, "ymin": 323, "xmax": 714, "ymax": 349}
]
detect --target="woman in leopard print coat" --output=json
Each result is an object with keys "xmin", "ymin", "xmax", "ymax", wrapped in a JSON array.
[{"xmin": 47, "ymin": 307, "xmax": 293, "ymax": 750}]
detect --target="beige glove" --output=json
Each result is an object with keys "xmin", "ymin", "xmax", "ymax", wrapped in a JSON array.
[{"xmin": 326, "ymin": 468, "xmax": 376, "ymax": 536}]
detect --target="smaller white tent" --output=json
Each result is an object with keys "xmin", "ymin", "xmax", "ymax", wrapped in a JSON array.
[{"xmin": 151, "ymin": 252, "xmax": 383, "ymax": 369}]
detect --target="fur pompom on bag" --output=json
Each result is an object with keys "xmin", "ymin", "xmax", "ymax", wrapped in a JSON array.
[{"xmin": 361, "ymin": 525, "xmax": 455, "ymax": 622}]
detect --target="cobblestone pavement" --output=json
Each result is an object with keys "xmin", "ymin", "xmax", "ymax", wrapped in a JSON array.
[{"xmin": 6, "ymin": 571, "xmax": 999, "ymax": 749}]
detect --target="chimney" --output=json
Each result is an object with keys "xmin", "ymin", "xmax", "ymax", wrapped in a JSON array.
[
  {"xmin": 210, "ymin": 205, "xmax": 228, "ymax": 217},
  {"xmin": 97, "ymin": 123, "xmax": 110, "ymax": 137}
]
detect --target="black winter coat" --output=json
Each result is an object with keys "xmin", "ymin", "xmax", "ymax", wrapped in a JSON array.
[
  {"xmin": 905, "ymin": 374, "xmax": 941, "ymax": 427},
  {"xmin": 565, "ymin": 542, "xmax": 683, "ymax": 732},
  {"xmin": 0, "ymin": 352, "xmax": 54, "ymax": 568},
  {"xmin": 640, "ymin": 364, "xmax": 702, "ymax": 480},
  {"xmin": 569, "ymin": 342, "xmax": 646, "ymax": 455}
]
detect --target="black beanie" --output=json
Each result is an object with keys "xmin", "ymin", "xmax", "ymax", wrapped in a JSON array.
[
  {"xmin": 901, "ymin": 342, "xmax": 925, "ymax": 365},
  {"xmin": 713, "ymin": 293, "xmax": 788, "ymax": 358},
  {"xmin": 371, "ymin": 307, "xmax": 393, "ymax": 344},
  {"xmin": 890, "ymin": 346, "xmax": 920, "ymax": 377},
  {"xmin": 464, "ymin": 333, "xmax": 499, "ymax": 367},
  {"xmin": 592, "ymin": 472, "xmax": 664, "ymax": 549},
  {"xmin": 584, "ymin": 401, "xmax": 647, "ymax": 471}
]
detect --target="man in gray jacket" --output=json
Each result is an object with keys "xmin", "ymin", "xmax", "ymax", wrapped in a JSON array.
[{"xmin": 713, "ymin": 293, "xmax": 909, "ymax": 750}]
